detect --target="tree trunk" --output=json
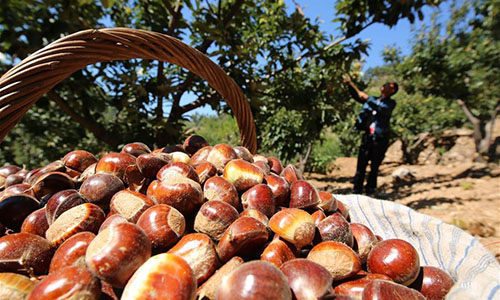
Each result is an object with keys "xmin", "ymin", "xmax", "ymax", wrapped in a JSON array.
[{"xmin": 298, "ymin": 143, "xmax": 312, "ymax": 174}]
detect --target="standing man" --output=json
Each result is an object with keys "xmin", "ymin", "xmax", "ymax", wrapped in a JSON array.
[{"xmin": 343, "ymin": 74, "xmax": 398, "ymax": 195}]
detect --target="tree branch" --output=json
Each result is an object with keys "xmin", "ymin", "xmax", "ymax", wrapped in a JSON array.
[
  {"xmin": 178, "ymin": 92, "xmax": 218, "ymax": 115},
  {"xmin": 47, "ymin": 91, "xmax": 121, "ymax": 149},
  {"xmin": 456, "ymin": 99, "xmax": 480, "ymax": 124},
  {"xmin": 485, "ymin": 99, "xmax": 500, "ymax": 149}
]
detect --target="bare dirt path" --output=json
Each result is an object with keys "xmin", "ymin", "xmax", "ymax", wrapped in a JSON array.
[{"xmin": 307, "ymin": 159, "xmax": 500, "ymax": 262}]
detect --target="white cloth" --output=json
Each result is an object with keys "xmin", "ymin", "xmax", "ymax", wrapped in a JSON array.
[{"xmin": 335, "ymin": 194, "xmax": 500, "ymax": 300}]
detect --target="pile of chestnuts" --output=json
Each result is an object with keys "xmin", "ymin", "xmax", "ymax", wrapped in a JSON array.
[{"xmin": 0, "ymin": 135, "xmax": 455, "ymax": 300}]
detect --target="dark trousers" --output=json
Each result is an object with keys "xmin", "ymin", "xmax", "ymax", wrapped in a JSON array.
[{"xmin": 353, "ymin": 134, "xmax": 389, "ymax": 193}]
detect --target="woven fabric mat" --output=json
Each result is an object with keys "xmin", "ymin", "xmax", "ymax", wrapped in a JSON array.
[{"xmin": 335, "ymin": 194, "xmax": 500, "ymax": 300}]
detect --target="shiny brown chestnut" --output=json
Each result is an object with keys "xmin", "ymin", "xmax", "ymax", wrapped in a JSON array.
[
  {"xmin": 0, "ymin": 232, "xmax": 54, "ymax": 275},
  {"xmin": 183, "ymin": 134, "xmax": 209, "ymax": 155},
  {"xmin": 121, "ymin": 253, "xmax": 196, "ymax": 300},
  {"xmin": 264, "ymin": 173, "xmax": 290, "ymax": 208},
  {"xmin": 168, "ymin": 233, "xmax": 218, "ymax": 285},
  {"xmin": 311, "ymin": 210, "xmax": 327, "ymax": 226},
  {"xmin": 267, "ymin": 156, "xmax": 283, "ymax": 174},
  {"xmin": 280, "ymin": 164, "xmax": 303, "ymax": 185},
  {"xmin": 45, "ymin": 189, "xmax": 86, "ymax": 225},
  {"xmin": 171, "ymin": 151, "xmax": 191, "ymax": 164},
  {"xmin": 233, "ymin": 146, "xmax": 254, "ymax": 162},
  {"xmin": 31, "ymin": 172, "xmax": 75, "ymax": 201},
  {"xmin": 197, "ymin": 256, "xmax": 243, "ymax": 300},
  {"xmin": 45, "ymin": 203, "xmax": 105, "ymax": 247},
  {"xmin": 0, "ymin": 165, "xmax": 22, "ymax": 189},
  {"xmin": 260, "ymin": 238, "xmax": 296, "ymax": 268},
  {"xmin": 62, "ymin": 150, "xmax": 98, "ymax": 173},
  {"xmin": 195, "ymin": 161, "xmax": 218, "ymax": 185},
  {"xmin": 239, "ymin": 209, "xmax": 269, "ymax": 227},
  {"xmin": 21, "ymin": 207, "xmax": 49, "ymax": 237},
  {"xmin": 194, "ymin": 200, "xmax": 239, "ymax": 241},
  {"xmin": 203, "ymin": 176, "xmax": 239, "ymax": 209},
  {"xmin": 95, "ymin": 152, "xmax": 136, "ymax": 181},
  {"xmin": 367, "ymin": 239, "xmax": 420, "ymax": 286},
  {"xmin": 337, "ymin": 200, "xmax": 350, "ymax": 221},
  {"xmin": 77, "ymin": 162, "xmax": 97, "ymax": 182},
  {"xmin": 0, "ymin": 194, "xmax": 40, "ymax": 231},
  {"xmin": 146, "ymin": 177, "xmax": 203, "ymax": 215},
  {"xmin": 216, "ymin": 261, "xmax": 292, "ymax": 300},
  {"xmin": 49, "ymin": 231, "xmax": 96, "ymax": 273},
  {"xmin": 4, "ymin": 174, "xmax": 24, "ymax": 187},
  {"xmin": 317, "ymin": 213, "xmax": 353, "ymax": 247},
  {"xmin": 157, "ymin": 161, "xmax": 200, "ymax": 183},
  {"xmin": 307, "ymin": 241, "xmax": 362, "ymax": 281},
  {"xmin": 0, "ymin": 272, "xmax": 35, "ymax": 300},
  {"xmin": 289, "ymin": 180, "xmax": 321, "ymax": 210},
  {"xmin": 362, "ymin": 280, "xmax": 426, "ymax": 300},
  {"xmin": 223, "ymin": 159, "xmax": 264, "ymax": 192},
  {"xmin": 241, "ymin": 184, "xmax": 275, "ymax": 217},
  {"xmin": 98, "ymin": 214, "xmax": 129, "ymax": 233},
  {"xmin": 206, "ymin": 144, "xmax": 237, "ymax": 172},
  {"xmin": 217, "ymin": 216, "xmax": 269, "ymax": 263},
  {"xmin": 109, "ymin": 190, "xmax": 154, "ymax": 223},
  {"xmin": 409, "ymin": 266, "xmax": 454, "ymax": 300},
  {"xmin": 136, "ymin": 204, "xmax": 185, "ymax": 252},
  {"xmin": 280, "ymin": 258, "xmax": 333, "ymax": 300},
  {"xmin": 26, "ymin": 266, "xmax": 101, "ymax": 300},
  {"xmin": 85, "ymin": 222, "xmax": 151, "ymax": 288},
  {"xmin": 351, "ymin": 223, "xmax": 378, "ymax": 264},
  {"xmin": 269, "ymin": 208, "xmax": 315, "ymax": 249},
  {"xmin": 163, "ymin": 144, "xmax": 186, "ymax": 154},
  {"xmin": 136, "ymin": 152, "xmax": 171, "ymax": 179},
  {"xmin": 189, "ymin": 146, "xmax": 212, "ymax": 167},
  {"xmin": 79, "ymin": 173, "xmax": 124, "ymax": 210},
  {"xmin": 318, "ymin": 191, "xmax": 338, "ymax": 212},
  {"xmin": 254, "ymin": 160, "xmax": 271, "ymax": 175},
  {"xmin": 1, "ymin": 183, "xmax": 35, "ymax": 199},
  {"xmin": 333, "ymin": 274, "xmax": 392, "ymax": 299},
  {"xmin": 121, "ymin": 142, "xmax": 151, "ymax": 157}
]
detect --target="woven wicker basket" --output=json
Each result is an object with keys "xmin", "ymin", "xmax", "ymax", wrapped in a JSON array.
[{"xmin": 0, "ymin": 27, "xmax": 257, "ymax": 153}]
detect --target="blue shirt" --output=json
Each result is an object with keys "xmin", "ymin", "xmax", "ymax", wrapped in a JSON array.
[{"xmin": 357, "ymin": 96, "xmax": 396, "ymax": 137}]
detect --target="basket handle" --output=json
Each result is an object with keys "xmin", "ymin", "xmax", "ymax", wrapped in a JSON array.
[{"xmin": 0, "ymin": 28, "xmax": 257, "ymax": 153}]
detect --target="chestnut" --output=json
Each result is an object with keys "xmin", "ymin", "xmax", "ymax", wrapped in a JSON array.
[
  {"xmin": 311, "ymin": 210, "xmax": 326, "ymax": 226},
  {"xmin": 264, "ymin": 173, "xmax": 290, "ymax": 208},
  {"xmin": 267, "ymin": 156, "xmax": 283, "ymax": 174},
  {"xmin": 123, "ymin": 164, "xmax": 146, "ymax": 192},
  {"xmin": 0, "ymin": 165, "xmax": 21, "ymax": 179},
  {"xmin": 194, "ymin": 200, "xmax": 239, "ymax": 241},
  {"xmin": 99, "ymin": 214, "xmax": 129, "ymax": 233},
  {"xmin": 77, "ymin": 162, "xmax": 96, "ymax": 182},
  {"xmin": 45, "ymin": 189, "xmax": 86, "ymax": 225},
  {"xmin": 171, "ymin": 151, "xmax": 191, "ymax": 164},
  {"xmin": 307, "ymin": 241, "xmax": 361, "ymax": 281},
  {"xmin": 95, "ymin": 152, "xmax": 136, "ymax": 181},
  {"xmin": 280, "ymin": 164, "xmax": 303, "ymax": 185},
  {"xmin": 31, "ymin": 172, "xmax": 75, "ymax": 200},
  {"xmin": 136, "ymin": 152, "xmax": 171, "ymax": 179},
  {"xmin": 203, "ymin": 176, "xmax": 239, "ymax": 209},
  {"xmin": 168, "ymin": 233, "xmax": 218, "ymax": 285},
  {"xmin": 289, "ymin": 180, "xmax": 321, "ymax": 210},
  {"xmin": 260, "ymin": 238, "xmax": 296, "ymax": 268},
  {"xmin": 206, "ymin": 144, "xmax": 237, "ymax": 172},
  {"xmin": 239, "ymin": 209, "xmax": 269, "ymax": 227},
  {"xmin": 121, "ymin": 253, "xmax": 196, "ymax": 300},
  {"xmin": 146, "ymin": 177, "xmax": 203, "ymax": 216},
  {"xmin": 21, "ymin": 207, "xmax": 49, "ymax": 237},
  {"xmin": 233, "ymin": 146, "xmax": 254, "ymax": 162},
  {"xmin": 4, "ymin": 174, "xmax": 24, "ymax": 187},
  {"xmin": 318, "ymin": 191, "xmax": 338, "ymax": 212},
  {"xmin": 223, "ymin": 159, "xmax": 264, "ymax": 192},
  {"xmin": 409, "ymin": 266, "xmax": 454, "ymax": 300},
  {"xmin": 183, "ymin": 134, "xmax": 209, "ymax": 155},
  {"xmin": 217, "ymin": 216, "xmax": 269, "ymax": 263},
  {"xmin": 336, "ymin": 200, "xmax": 350, "ymax": 221},
  {"xmin": 121, "ymin": 142, "xmax": 151, "ymax": 157},
  {"xmin": 45, "ymin": 203, "xmax": 105, "ymax": 247},
  {"xmin": 157, "ymin": 161, "xmax": 200, "ymax": 183},
  {"xmin": 317, "ymin": 213, "xmax": 353, "ymax": 247},
  {"xmin": 254, "ymin": 160, "xmax": 271, "ymax": 175},
  {"xmin": 362, "ymin": 280, "xmax": 426, "ymax": 300},
  {"xmin": 367, "ymin": 239, "xmax": 420, "ymax": 286},
  {"xmin": 1, "ymin": 183, "xmax": 35, "ymax": 199},
  {"xmin": 0, "ymin": 272, "xmax": 35, "ymax": 300},
  {"xmin": 0, "ymin": 194, "xmax": 40, "ymax": 231},
  {"xmin": 351, "ymin": 223, "xmax": 378, "ymax": 264},
  {"xmin": 195, "ymin": 161, "xmax": 218, "ymax": 185},
  {"xmin": 269, "ymin": 208, "xmax": 315, "ymax": 249},
  {"xmin": 85, "ymin": 222, "xmax": 151, "ymax": 288},
  {"xmin": 0, "ymin": 232, "xmax": 54, "ymax": 275},
  {"xmin": 189, "ymin": 146, "xmax": 212, "ymax": 167},
  {"xmin": 62, "ymin": 150, "xmax": 98, "ymax": 173},
  {"xmin": 49, "ymin": 231, "xmax": 96, "ymax": 273},
  {"xmin": 26, "ymin": 266, "xmax": 101, "ymax": 300},
  {"xmin": 136, "ymin": 204, "xmax": 185, "ymax": 252},
  {"xmin": 79, "ymin": 173, "xmax": 124, "ymax": 210},
  {"xmin": 197, "ymin": 256, "xmax": 243, "ymax": 300},
  {"xmin": 163, "ymin": 144, "xmax": 186, "ymax": 154},
  {"xmin": 216, "ymin": 261, "xmax": 292, "ymax": 300},
  {"xmin": 241, "ymin": 184, "xmax": 275, "ymax": 217},
  {"xmin": 109, "ymin": 190, "xmax": 154, "ymax": 223},
  {"xmin": 280, "ymin": 258, "xmax": 333, "ymax": 300}
]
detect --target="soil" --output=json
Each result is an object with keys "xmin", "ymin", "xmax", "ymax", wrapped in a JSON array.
[{"xmin": 307, "ymin": 159, "xmax": 500, "ymax": 262}]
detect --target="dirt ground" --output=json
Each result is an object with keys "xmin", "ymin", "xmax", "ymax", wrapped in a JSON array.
[{"xmin": 307, "ymin": 159, "xmax": 500, "ymax": 263}]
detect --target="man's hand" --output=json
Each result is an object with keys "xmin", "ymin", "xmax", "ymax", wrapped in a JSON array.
[{"xmin": 342, "ymin": 73, "xmax": 352, "ymax": 83}]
